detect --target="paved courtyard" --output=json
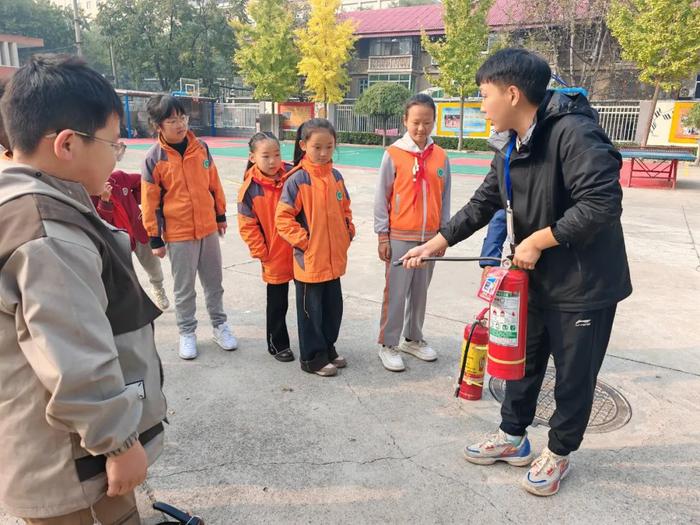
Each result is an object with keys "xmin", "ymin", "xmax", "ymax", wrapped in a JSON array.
[{"xmin": 2, "ymin": 141, "xmax": 699, "ymax": 524}]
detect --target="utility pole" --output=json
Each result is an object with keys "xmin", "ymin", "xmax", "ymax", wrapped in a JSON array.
[
  {"xmin": 71, "ymin": 0, "xmax": 83, "ymax": 56},
  {"xmin": 109, "ymin": 42, "xmax": 118, "ymax": 87}
]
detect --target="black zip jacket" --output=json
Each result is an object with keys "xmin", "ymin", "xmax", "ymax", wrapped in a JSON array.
[{"xmin": 440, "ymin": 90, "xmax": 632, "ymax": 311}]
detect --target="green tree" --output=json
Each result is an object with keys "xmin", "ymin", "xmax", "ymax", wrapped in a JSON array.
[
  {"xmin": 682, "ymin": 103, "xmax": 700, "ymax": 166},
  {"xmin": 608, "ymin": 0, "xmax": 700, "ymax": 146},
  {"xmin": 0, "ymin": 0, "xmax": 75, "ymax": 56},
  {"xmin": 97, "ymin": 0, "xmax": 241, "ymax": 91},
  {"xmin": 232, "ymin": 0, "xmax": 299, "ymax": 131},
  {"xmin": 296, "ymin": 0, "xmax": 357, "ymax": 117},
  {"xmin": 422, "ymin": 0, "xmax": 492, "ymax": 150},
  {"xmin": 355, "ymin": 82, "xmax": 411, "ymax": 147}
]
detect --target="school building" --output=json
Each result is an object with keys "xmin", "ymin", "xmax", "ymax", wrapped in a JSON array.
[
  {"xmin": 340, "ymin": 3, "xmax": 700, "ymax": 101},
  {"xmin": 0, "ymin": 34, "xmax": 44, "ymax": 81}
]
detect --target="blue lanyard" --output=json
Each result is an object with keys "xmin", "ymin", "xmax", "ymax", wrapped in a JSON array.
[{"xmin": 504, "ymin": 134, "xmax": 516, "ymax": 206}]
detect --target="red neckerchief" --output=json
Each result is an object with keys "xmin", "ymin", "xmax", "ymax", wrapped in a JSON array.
[{"xmin": 411, "ymin": 143, "xmax": 435, "ymax": 208}]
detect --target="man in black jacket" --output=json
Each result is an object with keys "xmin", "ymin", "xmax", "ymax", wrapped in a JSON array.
[{"xmin": 402, "ymin": 48, "xmax": 632, "ymax": 496}]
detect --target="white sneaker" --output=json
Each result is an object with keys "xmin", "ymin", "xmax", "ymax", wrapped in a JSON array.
[
  {"xmin": 213, "ymin": 322, "xmax": 238, "ymax": 351},
  {"xmin": 399, "ymin": 339, "xmax": 437, "ymax": 361},
  {"xmin": 379, "ymin": 345, "xmax": 405, "ymax": 372},
  {"xmin": 179, "ymin": 333, "xmax": 197, "ymax": 360},
  {"xmin": 151, "ymin": 286, "xmax": 170, "ymax": 310}
]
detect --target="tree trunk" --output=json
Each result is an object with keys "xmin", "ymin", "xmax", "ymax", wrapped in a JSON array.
[
  {"xmin": 695, "ymin": 138, "xmax": 700, "ymax": 166},
  {"xmin": 642, "ymin": 80, "xmax": 661, "ymax": 148},
  {"xmin": 382, "ymin": 116, "xmax": 388, "ymax": 148},
  {"xmin": 458, "ymin": 95, "xmax": 465, "ymax": 151}
]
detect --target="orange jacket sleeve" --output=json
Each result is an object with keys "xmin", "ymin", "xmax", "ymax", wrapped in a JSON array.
[
  {"xmin": 341, "ymin": 179, "xmax": 355, "ymax": 240},
  {"xmin": 140, "ymin": 155, "xmax": 163, "ymax": 242},
  {"xmin": 204, "ymin": 143, "xmax": 226, "ymax": 220},
  {"xmin": 237, "ymin": 181, "xmax": 268, "ymax": 260},
  {"xmin": 275, "ymin": 177, "xmax": 309, "ymax": 252}
]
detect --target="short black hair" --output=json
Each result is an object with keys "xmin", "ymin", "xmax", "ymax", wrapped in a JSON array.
[
  {"xmin": 293, "ymin": 118, "xmax": 336, "ymax": 166},
  {"xmin": 0, "ymin": 79, "xmax": 9, "ymax": 151},
  {"xmin": 147, "ymin": 95, "xmax": 187, "ymax": 126},
  {"xmin": 476, "ymin": 48, "xmax": 552, "ymax": 105},
  {"xmin": 0, "ymin": 54, "xmax": 123, "ymax": 154},
  {"xmin": 404, "ymin": 93, "xmax": 436, "ymax": 119}
]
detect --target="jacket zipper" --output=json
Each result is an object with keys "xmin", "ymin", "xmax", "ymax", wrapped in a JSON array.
[{"xmin": 421, "ymin": 179, "xmax": 427, "ymax": 242}]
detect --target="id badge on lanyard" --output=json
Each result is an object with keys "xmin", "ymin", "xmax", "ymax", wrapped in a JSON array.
[{"xmin": 504, "ymin": 136, "xmax": 516, "ymax": 247}]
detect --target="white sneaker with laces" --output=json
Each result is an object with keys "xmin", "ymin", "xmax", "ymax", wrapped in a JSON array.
[
  {"xmin": 379, "ymin": 345, "xmax": 405, "ymax": 372},
  {"xmin": 179, "ymin": 333, "xmax": 197, "ymax": 360},
  {"xmin": 464, "ymin": 429, "xmax": 534, "ymax": 466},
  {"xmin": 151, "ymin": 286, "xmax": 170, "ymax": 310},
  {"xmin": 399, "ymin": 339, "xmax": 437, "ymax": 361},
  {"xmin": 521, "ymin": 447, "xmax": 571, "ymax": 496},
  {"xmin": 213, "ymin": 322, "xmax": 238, "ymax": 351}
]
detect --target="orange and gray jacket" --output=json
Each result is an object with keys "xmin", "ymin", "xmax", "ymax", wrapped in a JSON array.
[
  {"xmin": 374, "ymin": 132, "xmax": 451, "ymax": 242},
  {"xmin": 238, "ymin": 164, "xmax": 294, "ymax": 284},
  {"xmin": 0, "ymin": 163, "xmax": 166, "ymax": 518},
  {"xmin": 141, "ymin": 130, "xmax": 226, "ymax": 247},
  {"xmin": 275, "ymin": 158, "xmax": 355, "ymax": 283}
]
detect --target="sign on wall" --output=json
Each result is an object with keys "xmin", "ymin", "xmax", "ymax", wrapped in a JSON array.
[
  {"xmin": 647, "ymin": 100, "xmax": 699, "ymax": 147},
  {"xmin": 279, "ymin": 102, "xmax": 315, "ymax": 130},
  {"xmin": 670, "ymin": 102, "xmax": 700, "ymax": 143},
  {"xmin": 436, "ymin": 102, "xmax": 491, "ymax": 138}
]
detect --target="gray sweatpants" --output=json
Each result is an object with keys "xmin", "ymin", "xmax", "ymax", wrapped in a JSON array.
[
  {"xmin": 167, "ymin": 232, "xmax": 227, "ymax": 335},
  {"xmin": 378, "ymin": 239, "xmax": 435, "ymax": 347},
  {"xmin": 133, "ymin": 240, "xmax": 164, "ymax": 288}
]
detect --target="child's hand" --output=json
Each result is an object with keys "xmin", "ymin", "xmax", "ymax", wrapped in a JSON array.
[
  {"xmin": 152, "ymin": 247, "xmax": 166, "ymax": 258},
  {"xmin": 100, "ymin": 182, "xmax": 112, "ymax": 202},
  {"xmin": 378, "ymin": 239, "xmax": 391, "ymax": 262},
  {"xmin": 218, "ymin": 222, "xmax": 227, "ymax": 236},
  {"xmin": 105, "ymin": 441, "xmax": 147, "ymax": 497}
]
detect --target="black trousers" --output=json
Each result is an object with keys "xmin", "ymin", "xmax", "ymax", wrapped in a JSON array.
[
  {"xmin": 294, "ymin": 278, "xmax": 342, "ymax": 372},
  {"xmin": 500, "ymin": 303, "xmax": 617, "ymax": 456},
  {"xmin": 266, "ymin": 283, "xmax": 290, "ymax": 354}
]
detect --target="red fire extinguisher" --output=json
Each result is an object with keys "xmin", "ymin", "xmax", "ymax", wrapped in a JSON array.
[
  {"xmin": 484, "ymin": 266, "xmax": 528, "ymax": 381},
  {"xmin": 455, "ymin": 308, "xmax": 489, "ymax": 400}
]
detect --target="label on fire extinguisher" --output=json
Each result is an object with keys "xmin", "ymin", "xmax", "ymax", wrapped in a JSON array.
[
  {"xmin": 477, "ymin": 268, "xmax": 508, "ymax": 303},
  {"xmin": 490, "ymin": 290, "xmax": 520, "ymax": 347}
]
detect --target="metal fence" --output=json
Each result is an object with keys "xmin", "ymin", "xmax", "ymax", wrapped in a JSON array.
[
  {"xmin": 336, "ymin": 101, "xmax": 641, "ymax": 144},
  {"xmin": 216, "ymin": 103, "xmax": 259, "ymax": 130},
  {"xmin": 336, "ymin": 104, "xmax": 405, "ymax": 134},
  {"xmin": 591, "ymin": 103, "xmax": 640, "ymax": 143}
]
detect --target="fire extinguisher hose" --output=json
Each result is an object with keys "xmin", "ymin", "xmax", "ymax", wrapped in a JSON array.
[
  {"xmin": 392, "ymin": 256, "xmax": 503, "ymax": 267},
  {"xmin": 455, "ymin": 320, "xmax": 478, "ymax": 398}
]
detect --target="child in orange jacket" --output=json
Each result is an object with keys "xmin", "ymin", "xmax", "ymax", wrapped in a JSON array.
[
  {"xmin": 238, "ymin": 132, "xmax": 295, "ymax": 362},
  {"xmin": 141, "ymin": 95, "xmax": 237, "ymax": 360},
  {"xmin": 374, "ymin": 94, "xmax": 452, "ymax": 372},
  {"xmin": 275, "ymin": 119, "xmax": 355, "ymax": 377}
]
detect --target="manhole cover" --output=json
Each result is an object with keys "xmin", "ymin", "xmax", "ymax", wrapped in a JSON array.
[{"xmin": 488, "ymin": 367, "xmax": 632, "ymax": 433}]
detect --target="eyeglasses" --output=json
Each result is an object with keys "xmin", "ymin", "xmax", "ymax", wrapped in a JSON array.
[
  {"xmin": 162, "ymin": 115, "xmax": 189, "ymax": 126},
  {"xmin": 45, "ymin": 130, "xmax": 127, "ymax": 161}
]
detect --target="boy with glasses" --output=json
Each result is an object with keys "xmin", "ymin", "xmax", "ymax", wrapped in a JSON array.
[
  {"xmin": 0, "ymin": 54, "xmax": 166, "ymax": 524},
  {"xmin": 141, "ymin": 95, "xmax": 237, "ymax": 359}
]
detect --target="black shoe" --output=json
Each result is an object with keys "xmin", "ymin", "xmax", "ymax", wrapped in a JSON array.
[{"xmin": 271, "ymin": 348, "xmax": 295, "ymax": 362}]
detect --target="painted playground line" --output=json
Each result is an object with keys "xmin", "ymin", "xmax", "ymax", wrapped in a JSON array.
[
  {"xmin": 123, "ymin": 137, "xmax": 694, "ymax": 188},
  {"xmin": 123, "ymin": 137, "xmax": 493, "ymax": 176}
]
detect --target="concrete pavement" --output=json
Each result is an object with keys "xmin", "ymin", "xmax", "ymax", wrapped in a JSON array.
[{"xmin": 2, "ymin": 149, "xmax": 699, "ymax": 525}]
